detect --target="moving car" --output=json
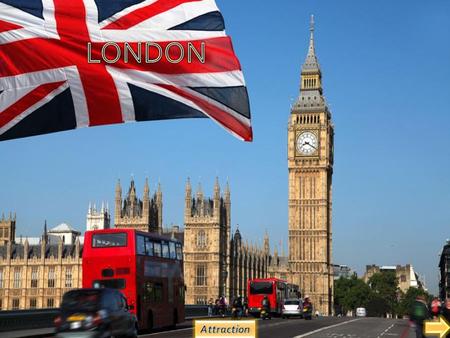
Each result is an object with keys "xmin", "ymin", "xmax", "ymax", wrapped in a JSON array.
[
  {"xmin": 54, "ymin": 288, "xmax": 138, "ymax": 338},
  {"xmin": 282, "ymin": 299, "xmax": 303, "ymax": 318},
  {"xmin": 356, "ymin": 307, "xmax": 367, "ymax": 317}
]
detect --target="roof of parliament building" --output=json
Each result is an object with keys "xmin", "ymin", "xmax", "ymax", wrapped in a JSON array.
[{"xmin": 0, "ymin": 240, "xmax": 82, "ymax": 260}]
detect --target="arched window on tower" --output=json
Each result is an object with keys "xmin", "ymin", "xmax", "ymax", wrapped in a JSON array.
[
  {"xmin": 196, "ymin": 264, "xmax": 207, "ymax": 286},
  {"xmin": 197, "ymin": 230, "xmax": 207, "ymax": 248}
]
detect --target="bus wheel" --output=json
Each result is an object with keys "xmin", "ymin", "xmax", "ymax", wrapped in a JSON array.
[
  {"xmin": 171, "ymin": 310, "xmax": 178, "ymax": 329},
  {"xmin": 128, "ymin": 323, "xmax": 138, "ymax": 338},
  {"xmin": 147, "ymin": 311, "xmax": 153, "ymax": 331}
]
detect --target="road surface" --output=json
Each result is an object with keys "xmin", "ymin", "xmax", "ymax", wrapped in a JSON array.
[
  {"xmin": 140, "ymin": 317, "xmax": 414, "ymax": 338},
  {"xmin": 5, "ymin": 317, "xmax": 415, "ymax": 338}
]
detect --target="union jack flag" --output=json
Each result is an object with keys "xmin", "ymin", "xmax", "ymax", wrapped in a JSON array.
[{"xmin": 0, "ymin": 0, "xmax": 252, "ymax": 142}]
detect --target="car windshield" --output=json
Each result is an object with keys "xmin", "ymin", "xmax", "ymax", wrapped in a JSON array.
[
  {"xmin": 61, "ymin": 290, "xmax": 101, "ymax": 312},
  {"xmin": 250, "ymin": 282, "xmax": 273, "ymax": 295},
  {"xmin": 284, "ymin": 300, "xmax": 300, "ymax": 305}
]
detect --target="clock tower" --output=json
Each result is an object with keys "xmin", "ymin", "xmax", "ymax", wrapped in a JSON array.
[{"xmin": 288, "ymin": 16, "xmax": 334, "ymax": 315}]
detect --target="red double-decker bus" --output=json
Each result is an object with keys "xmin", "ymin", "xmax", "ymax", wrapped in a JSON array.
[
  {"xmin": 247, "ymin": 278, "xmax": 288, "ymax": 316},
  {"xmin": 83, "ymin": 229, "xmax": 185, "ymax": 330}
]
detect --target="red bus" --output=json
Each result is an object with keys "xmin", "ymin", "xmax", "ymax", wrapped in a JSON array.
[
  {"xmin": 83, "ymin": 229, "xmax": 185, "ymax": 330},
  {"xmin": 247, "ymin": 278, "xmax": 288, "ymax": 316}
]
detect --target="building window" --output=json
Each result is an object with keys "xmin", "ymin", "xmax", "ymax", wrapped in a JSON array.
[
  {"xmin": 197, "ymin": 230, "xmax": 207, "ymax": 248},
  {"xmin": 47, "ymin": 298, "xmax": 55, "ymax": 308},
  {"xmin": 0, "ymin": 268, "xmax": 3, "ymax": 289},
  {"xmin": 30, "ymin": 298, "xmax": 37, "ymax": 309},
  {"xmin": 196, "ymin": 297, "xmax": 207, "ymax": 305},
  {"xmin": 12, "ymin": 298, "xmax": 20, "ymax": 310},
  {"xmin": 400, "ymin": 275, "xmax": 407, "ymax": 283},
  {"xmin": 65, "ymin": 267, "xmax": 72, "ymax": 288},
  {"xmin": 48, "ymin": 267, "xmax": 56, "ymax": 288},
  {"xmin": 31, "ymin": 266, "xmax": 39, "ymax": 288},
  {"xmin": 196, "ymin": 264, "xmax": 207, "ymax": 286},
  {"xmin": 13, "ymin": 267, "xmax": 21, "ymax": 288}
]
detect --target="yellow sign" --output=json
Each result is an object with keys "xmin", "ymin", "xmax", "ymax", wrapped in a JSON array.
[
  {"xmin": 424, "ymin": 316, "xmax": 450, "ymax": 338},
  {"xmin": 67, "ymin": 314, "xmax": 86, "ymax": 322},
  {"xmin": 194, "ymin": 320, "xmax": 256, "ymax": 338}
]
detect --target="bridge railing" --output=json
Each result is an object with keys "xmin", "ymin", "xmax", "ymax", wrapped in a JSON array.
[{"xmin": 0, "ymin": 306, "xmax": 209, "ymax": 333}]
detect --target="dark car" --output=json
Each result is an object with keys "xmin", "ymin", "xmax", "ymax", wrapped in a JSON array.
[{"xmin": 55, "ymin": 288, "xmax": 137, "ymax": 338}]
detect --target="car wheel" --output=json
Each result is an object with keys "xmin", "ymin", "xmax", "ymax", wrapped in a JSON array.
[{"xmin": 128, "ymin": 323, "xmax": 138, "ymax": 338}]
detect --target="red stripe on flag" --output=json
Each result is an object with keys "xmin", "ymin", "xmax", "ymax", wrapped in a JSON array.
[
  {"xmin": 102, "ymin": 0, "xmax": 202, "ymax": 30},
  {"xmin": 159, "ymin": 84, "xmax": 253, "ymax": 142},
  {"xmin": 53, "ymin": 0, "xmax": 123, "ymax": 126},
  {"xmin": 0, "ymin": 19, "xmax": 23, "ymax": 33},
  {"xmin": 0, "ymin": 81, "xmax": 66, "ymax": 128}
]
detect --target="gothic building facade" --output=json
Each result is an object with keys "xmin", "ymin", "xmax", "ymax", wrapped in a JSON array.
[
  {"xmin": 86, "ymin": 202, "xmax": 111, "ymax": 231},
  {"xmin": 183, "ymin": 178, "xmax": 270, "ymax": 304},
  {"xmin": 0, "ymin": 213, "xmax": 16, "ymax": 245},
  {"xmin": 0, "ymin": 223, "xmax": 82, "ymax": 310},
  {"xmin": 114, "ymin": 178, "xmax": 162, "ymax": 233},
  {"xmin": 288, "ymin": 16, "xmax": 334, "ymax": 315}
]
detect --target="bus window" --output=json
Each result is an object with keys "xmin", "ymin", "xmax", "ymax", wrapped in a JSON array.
[
  {"xmin": 145, "ymin": 237, "xmax": 154, "ymax": 256},
  {"xmin": 137, "ymin": 235, "xmax": 145, "ymax": 255},
  {"xmin": 169, "ymin": 242, "xmax": 176, "ymax": 259},
  {"xmin": 250, "ymin": 281, "xmax": 273, "ymax": 294},
  {"xmin": 162, "ymin": 242, "xmax": 170, "ymax": 258},
  {"xmin": 176, "ymin": 243, "xmax": 183, "ymax": 260},
  {"xmin": 153, "ymin": 241, "xmax": 162, "ymax": 257},
  {"xmin": 92, "ymin": 233, "xmax": 127, "ymax": 248},
  {"xmin": 144, "ymin": 282, "xmax": 163, "ymax": 302}
]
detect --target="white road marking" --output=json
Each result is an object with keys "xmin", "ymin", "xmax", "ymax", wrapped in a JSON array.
[
  {"xmin": 292, "ymin": 319, "xmax": 362, "ymax": 338},
  {"xmin": 378, "ymin": 323, "xmax": 395, "ymax": 338},
  {"xmin": 139, "ymin": 327, "xmax": 192, "ymax": 336}
]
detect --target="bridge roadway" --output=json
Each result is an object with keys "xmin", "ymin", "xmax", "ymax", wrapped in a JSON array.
[
  {"xmin": 5, "ymin": 317, "xmax": 415, "ymax": 338},
  {"xmin": 141, "ymin": 317, "xmax": 414, "ymax": 338}
]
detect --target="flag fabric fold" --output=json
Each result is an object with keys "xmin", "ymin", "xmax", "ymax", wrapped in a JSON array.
[{"xmin": 0, "ymin": 0, "xmax": 252, "ymax": 142}]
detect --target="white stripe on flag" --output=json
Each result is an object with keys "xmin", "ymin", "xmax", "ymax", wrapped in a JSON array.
[
  {"xmin": 106, "ymin": 66, "xmax": 136, "ymax": 122},
  {"xmin": 98, "ymin": 0, "xmax": 160, "ymax": 28},
  {"xmin": 0, "ymin": 81, "xmax": 69, "ymax": 136},
  {"xmin": 107, "ymin": 68, "xmax": 246, "ymax": 89},
  {"xmin": 129, "ymin": 0, "xmax": 221, "ymax": 31},
  {"xmin": 63, "ymin": 66, "xmax": 90, "ymax": 128},
  {"xmin": 96, "ymin": 29, "xmax": 225, "ymax": 43},
  {"xmin": 0, "ymin": 2, "xmax": 45, "ymax": 27}
]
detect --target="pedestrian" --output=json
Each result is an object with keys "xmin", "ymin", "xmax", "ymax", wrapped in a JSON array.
[
  {"xmin": 410, "ymin": 295, "xmax": 430, "ymax": 338},
  {"xmin": 431, "ymin": 297, "xmax": 442, "ymax": 319},
  {"xmin": 243, "ymin": 296, "xmax": 248, "ymax": 317},
  {"xmin": 214, "ymin": 298, "xmax": 220, "ymax": 316},
  {"xmin": 219, "ymin": 296, "xmax": 226, "ymax": 317},
  {"xmin": 208, "ymin": 298, "xmax": 214, "ymax": 317}
]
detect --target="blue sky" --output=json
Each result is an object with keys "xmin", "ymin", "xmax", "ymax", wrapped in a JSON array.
[{"xmin": 1, "ymin": 0, "xmax": 450, "ymax": 294}]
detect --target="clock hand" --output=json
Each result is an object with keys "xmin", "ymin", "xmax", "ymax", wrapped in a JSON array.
[{"xmin": 303, "ymin": 141, "xmax": 317, "ymax": 149}]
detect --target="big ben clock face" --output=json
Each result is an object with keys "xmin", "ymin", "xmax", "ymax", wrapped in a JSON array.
[{"xmin": 296, "ymin": 131, "xmax": 318, "ymax": 155}]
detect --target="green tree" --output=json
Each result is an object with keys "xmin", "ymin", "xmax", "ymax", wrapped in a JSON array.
[
  {"xmin": 397, "ymin": 287, "xmax": 431, "ymax": 318},
  {"xmin": 367, "ymin": 272, "xmax": 399, "ymax": 317},
  {"xmin": 334, "ymin": 275, "xmax": 371, "ymax": 315}
]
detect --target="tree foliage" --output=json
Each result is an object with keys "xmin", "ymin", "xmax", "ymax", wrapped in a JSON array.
[
  {"xmin": 366, "ymin": 271, "xmax": 399, "ymax": 317},
  {"xmin": 397, "ymin": 287, "xmax": 431, "ymax": 317},
  {"xmin": 334, "ymin": 272, "xmax": 427, "ymax": 317},
  {"xmin": 334, "ymin": 275, "xmax": 371, "ymax": 315}
]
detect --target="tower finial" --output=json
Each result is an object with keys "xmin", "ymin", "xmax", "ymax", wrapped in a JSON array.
[{"xmin": 310, "ymin": 14, "xmax": 314, "ymax": 32}]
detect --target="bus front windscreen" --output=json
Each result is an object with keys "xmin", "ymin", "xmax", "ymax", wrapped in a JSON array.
[
  {"xmin": 250, "ymin": 282, "xmax": 273, "ymax": 295},
  {"xmin": 92, "ymin": 233, "xmax": 127, "ymax": 248}
]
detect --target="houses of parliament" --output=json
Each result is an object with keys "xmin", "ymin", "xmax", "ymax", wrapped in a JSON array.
[
  {"xmin": 0, "ymin": 178, "xmax": 288, "ymax": 310},
  {"xmin": 0, "ymin": 17, "xmax": 333, "ymax": 314}
]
